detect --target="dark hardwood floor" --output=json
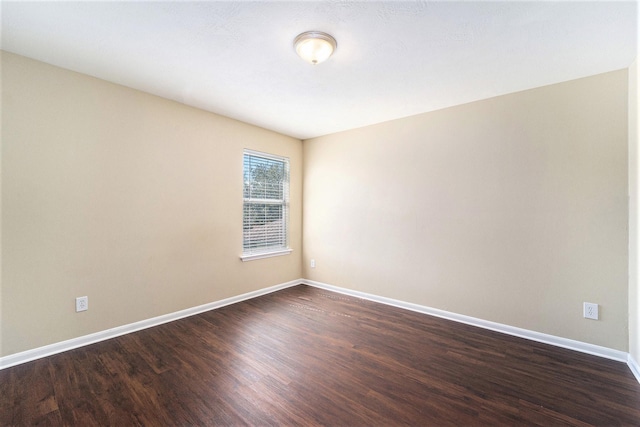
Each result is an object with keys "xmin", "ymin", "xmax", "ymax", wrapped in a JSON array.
[{"xmin": 1, "ymin": 284, "xmax": 639, "ymax": 426}]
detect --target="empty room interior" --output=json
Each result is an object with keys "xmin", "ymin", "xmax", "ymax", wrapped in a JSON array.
[{"xmin": 2, "ymin": 1, "xmax": 640, "ymax": 425}]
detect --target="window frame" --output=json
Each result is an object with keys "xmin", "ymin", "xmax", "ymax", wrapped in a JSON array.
[{"xmin": 240, "ymin": 149, "xmax": 292, "ymax": 262}]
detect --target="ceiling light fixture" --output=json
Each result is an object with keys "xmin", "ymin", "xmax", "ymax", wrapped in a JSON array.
[{"xmin": 294, "ymin": 31, "xmax": 337, "ymax": 65}]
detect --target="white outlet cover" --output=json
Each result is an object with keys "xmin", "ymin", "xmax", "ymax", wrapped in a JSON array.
[
  {"xmin": 583, "ymin": 302, "xmax": 598, "ymax": 320},
  {"xmin": 76, "ymin": 296, "xmax": 88, "ymax": 312}
]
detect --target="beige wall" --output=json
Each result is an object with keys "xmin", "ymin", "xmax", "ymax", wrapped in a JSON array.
[
  {"xmin": 1, "ymin": 50, "xmax": 633, "ymax": 359},
  {"xmin": 631, "ymin": 59, "xmax": 639, "ymax": 363},
  {"xmin": 303, "ymin": 70, "xmax": 629, "ymax": 351},
  {"xmin": 1, "ymin": 52, "xmax": 302, "ymax": 356},
  {"xmin": 0, "ymin": 54, "xmax": 3, "ymax": 358}
]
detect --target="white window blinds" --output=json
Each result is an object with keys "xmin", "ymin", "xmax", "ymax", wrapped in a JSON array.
[{"xmin": 243, "ymin": 150, "xmax": 290, "ymax": 256}]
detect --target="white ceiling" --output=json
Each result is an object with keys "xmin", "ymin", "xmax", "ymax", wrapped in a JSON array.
[{"xmin": 1, "ymin": 1, "xmax": 638, "ymax": 140}]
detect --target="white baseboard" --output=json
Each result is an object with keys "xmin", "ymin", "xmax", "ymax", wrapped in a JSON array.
[
  {"xmin": 629, "ymin": 354, "xmax": 640, "ymax": 383},
  {"xmin": 0, "ymin": 279, "xmax": 302, "ymax": 370},
  {"xmin": 302, "ymin": 279, "xmax": 630, "ymax": 365},
  {"xmin": 3, "ymin": 277, "xmax": 638, "ymax": 385}
]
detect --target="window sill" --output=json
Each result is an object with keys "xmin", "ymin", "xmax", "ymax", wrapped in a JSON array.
[{"xmin": 240, "ymin": 249, "xmax": 292, "ymax": 262}]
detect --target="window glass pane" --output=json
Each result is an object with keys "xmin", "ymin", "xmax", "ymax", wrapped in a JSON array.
[
  {"xmin": 243, "ymin": 204, "xmax": 284, "ymax": 250},
  {"xmin": 243, "ymin": 154, "xmax": 285, "ymax": 200}
]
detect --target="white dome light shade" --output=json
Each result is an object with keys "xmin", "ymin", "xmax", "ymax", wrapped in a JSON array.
[{"xmin": 294, "ymin": 31, "xmax": 337, "ymax": 65}]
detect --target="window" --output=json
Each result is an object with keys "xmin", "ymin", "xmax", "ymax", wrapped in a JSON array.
[{"xmin": 241, "ymin": 150, "xmax": 291, "ymax": 261}]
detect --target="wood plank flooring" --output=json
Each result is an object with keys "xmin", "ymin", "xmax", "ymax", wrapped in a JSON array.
[{"xmin": 1, "ymin": 284, "xmax": 639, "ymax": 426}]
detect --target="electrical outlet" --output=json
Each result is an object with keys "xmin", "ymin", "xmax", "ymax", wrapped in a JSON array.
[
  {"xmin": 310, "ymin": 259, "xmax": 316, "ymax": 268},
  {"xmin": 76, "ymin": 296, "xmax": 88, "ymax": 312},
  {"xmin": 583, "ymin": 302, "xmax": 598, "ymax": 320}
]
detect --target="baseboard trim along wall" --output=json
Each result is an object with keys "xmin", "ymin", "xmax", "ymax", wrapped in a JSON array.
[
  {"xmin": 0, "ymin": 279, "xmax": 302, "ymax": 370},
  {"xmin": 2, "ymin": 278, "xmax": 638, "ymax": 385},
  {"xmin": 302, "ymin": 279, "xmax": 637, "ymax": 376},
  {"xmin": 629, "ymin": 354, "xmax": 640, "ymax": 383}
]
